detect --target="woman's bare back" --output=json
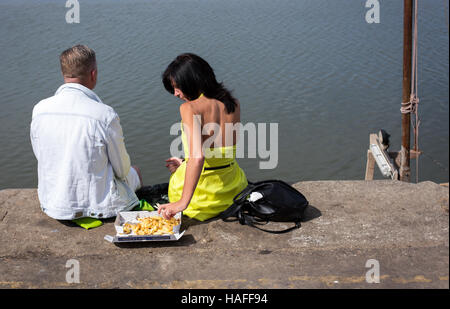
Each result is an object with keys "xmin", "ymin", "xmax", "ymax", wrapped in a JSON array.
[{"xmin": 187, "ymin": 95, "xmax": 241, "ymax": 148}]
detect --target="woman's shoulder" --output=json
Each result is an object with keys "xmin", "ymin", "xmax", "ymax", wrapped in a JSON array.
[
  {"xmin": 181, "ymin": 96, "xmax": 240, "ymax": 119},
  {"xmin": 179, "ymin": 101, "xmax": 196, "ymax": 121},
  {"xmin": 181, "ymin": 96, "xmax": 211, "ymax": 113},
  {"xmin": 179, "ymin": 101, "xmax": 193, "ymax": 111}
]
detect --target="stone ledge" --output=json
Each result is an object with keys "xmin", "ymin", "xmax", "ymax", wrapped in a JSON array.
[{"xmin": 0, "ymin": 180, "xmax": 448, "ymax": 288}]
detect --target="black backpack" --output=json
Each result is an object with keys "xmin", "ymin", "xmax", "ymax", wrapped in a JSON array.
[{"xmin": 219, "ymin": 180, "xmax": 309, "ymax": 233}]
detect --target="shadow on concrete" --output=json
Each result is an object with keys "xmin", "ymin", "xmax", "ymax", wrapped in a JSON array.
[
  {"xmin": 178, "ymin": 204, "xmax": 322, "ymax": 236},
  {"xmin": 113, "ymin": 234, "xmax": 197, "ymax": 249},
  {"xmin": 57, "ymin": 220, "xmax": 79, "ymax": 228},
  {"xmin": 301, "ymin": 204, "xmax": 322, "ymax": 222},
  {"xmin": 54, "ymin": 204, "xmax": 321, "ymax": 232},
  {"xmin": 180, "ymin": 204, "xmax": 322, "ymax": 226},
  {"xmin": 57, "ymin": 217, "xmax": 116, "ymax": 229},
  {"xmin": 180, "ymin": 215, "xmax": 221, "ymax": 230}
]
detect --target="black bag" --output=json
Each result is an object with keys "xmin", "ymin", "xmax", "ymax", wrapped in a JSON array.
[
  {"xmin": 135, "ymin": 183, "xmax": 170, "ymax": 208},
  {"xmin": 219, "ymin": 180, "xmax": 309, "ymax": 234}
]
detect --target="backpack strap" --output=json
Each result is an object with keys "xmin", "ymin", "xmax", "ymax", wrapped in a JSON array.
[
  {"xmin": 219, "ymin": 201, "xmax": 243, "ymax": 220},
  {"xmin": 232, "ymin": 182, "xmax": 258, "ymax": 204},
  {"xmin": 219, "ymin": 182, "xmax": 258, "ymax": 220}
]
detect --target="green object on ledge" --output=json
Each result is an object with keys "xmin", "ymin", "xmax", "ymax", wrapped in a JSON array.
[
  {"xmin": 71, "ymin": 200, "xmax": 154, "ymax": 229},
  {"xmin": 132, "ymin": 199, "xmax": 155, "ymax": 211},
  {"xmin": 72, "ymin": 217, "xmax": 103, "ymax": 230}
]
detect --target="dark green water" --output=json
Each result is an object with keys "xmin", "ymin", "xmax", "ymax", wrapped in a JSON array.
[{"xmin": 0, "ymin": 0, "xmax": 448, "ymax": 189}]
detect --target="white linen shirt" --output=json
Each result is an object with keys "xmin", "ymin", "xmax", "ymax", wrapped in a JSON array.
[{"xmin": 30, "ymin": 83, "xmax": 139, "ymax": 220}]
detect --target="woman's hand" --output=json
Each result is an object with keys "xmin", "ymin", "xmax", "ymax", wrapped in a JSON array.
[
  {"xmin": 165, "ymin": 157, "xmax": 183, "ymax": 174},
  {"xmin": 157, "ymin": 200, "xmax": 187, "ymax": 220}
]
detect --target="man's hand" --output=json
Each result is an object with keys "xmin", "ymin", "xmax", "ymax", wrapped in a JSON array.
[
  {"xmin": 165, "ymin": 157, "xmax": 183, "ymax": 173},
  {"xmin": 157, "ymin": 200, "xmax": 187, "ymax": 220}
]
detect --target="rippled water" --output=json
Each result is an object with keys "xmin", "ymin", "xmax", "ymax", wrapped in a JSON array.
[{"xmin": 0, "ymin": 0, "xmax": 448, "ymax": 189}]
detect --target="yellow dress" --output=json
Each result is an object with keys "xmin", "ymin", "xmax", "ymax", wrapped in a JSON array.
[{"xmin": 168, "ymin": 122, "xmax": 248, "ymax": 221}]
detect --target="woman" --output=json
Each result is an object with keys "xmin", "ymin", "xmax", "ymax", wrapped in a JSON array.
[{"xmin": 157, "ymin": 53, "xmax": 248, "ymax": 221}]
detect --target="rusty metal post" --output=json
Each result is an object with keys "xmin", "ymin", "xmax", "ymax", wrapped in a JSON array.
[{"xmin": 400, "ymin": 0, "xmax": 413, "ymax": 182}]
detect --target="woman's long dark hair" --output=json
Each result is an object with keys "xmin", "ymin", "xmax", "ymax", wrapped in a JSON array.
[{"xmin": 162, "ymin": 53, "xmax": 238, "ymax": 114}]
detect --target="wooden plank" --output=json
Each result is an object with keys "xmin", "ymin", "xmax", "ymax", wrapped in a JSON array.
[{"xmin": 365, "ymin": 149, "xmax": 376, "ymax": 180}]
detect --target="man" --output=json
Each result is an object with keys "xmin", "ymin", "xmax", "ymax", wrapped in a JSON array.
[{"xmin": 30, "ymin": 45, "xmax": 142, "ymax": 222}]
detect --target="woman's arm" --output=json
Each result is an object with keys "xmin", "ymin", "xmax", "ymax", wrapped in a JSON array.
[
  {"xmin": 158, "ymin": 103, "xmax": 204, "ymax": 219},
  {"xmin": 177, "ymin": 102, "xmax": 204, "ymax": 206}
]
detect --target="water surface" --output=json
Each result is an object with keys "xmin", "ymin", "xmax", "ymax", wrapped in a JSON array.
[{"xmin": 0, "ymin": 0, "xmax": 448, "ymax": 189}]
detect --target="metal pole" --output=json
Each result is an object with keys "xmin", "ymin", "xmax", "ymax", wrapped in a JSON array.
[{"xmin": 400, "ymin": 0, "xmax": 413, "ymax": 182}]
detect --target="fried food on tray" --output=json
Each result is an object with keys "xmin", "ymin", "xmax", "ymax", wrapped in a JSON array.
[{"xmin": 122, "ymin": 216, "xmax": 180, "ymax": 235}]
